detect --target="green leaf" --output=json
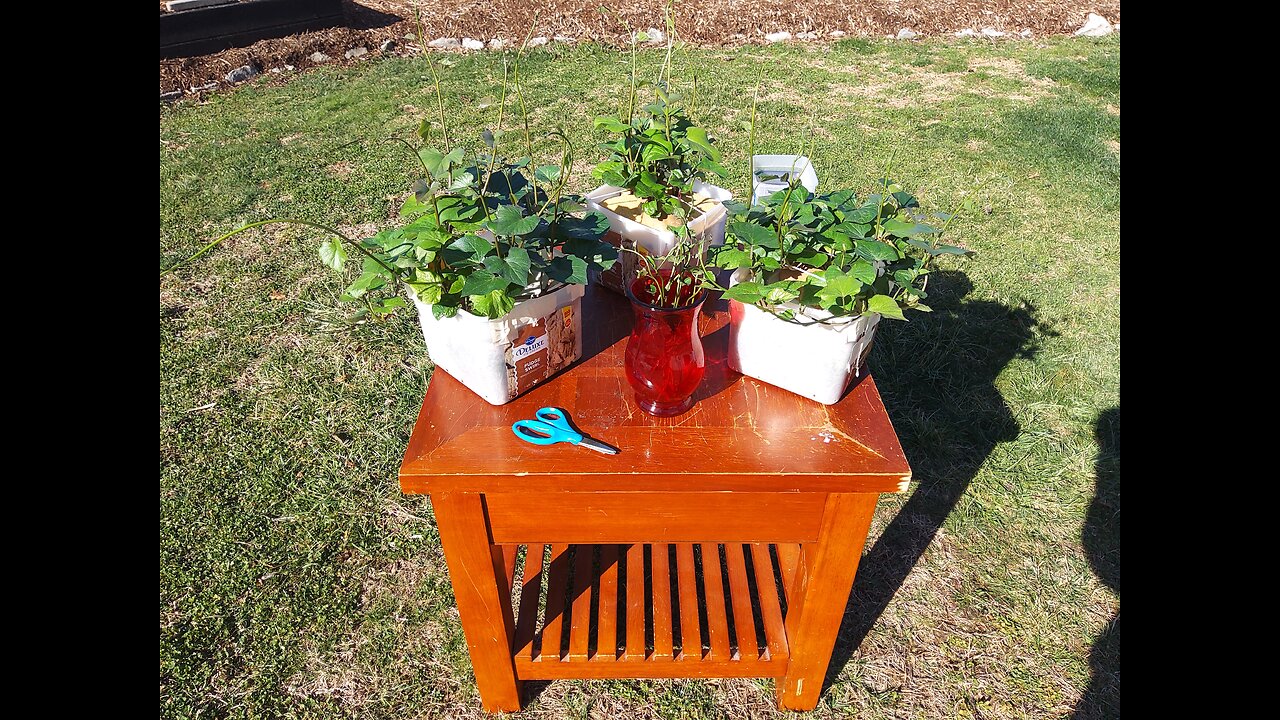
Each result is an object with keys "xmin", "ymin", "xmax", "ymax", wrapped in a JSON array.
[
  {"xmin": 481, "ymin": 128, "xmax": 496, "ymax": 148},
  {"xmin": 343, "ymin": 271, "xmax": 386, "ymax": 298},
  {"xmin": 844, "ymin": 203, "xmax": 878, "ymax": 224},
  {"xmin": 683, "ymin": 127, "xmax": 720, "ymax": 161},
  {"xmin": 892, "ymin": 191, "xmax": 918, "ymax": 208},
  {"xmin": 882, "ymin": 217, "xmax": 940, "ymax": 237},
  {"xmin": 593, "ymin": 116, "xmax": 630, "ymax": 133},
  {"xmin": 856, "ymin": 239, "xmax": 901, "ymax": 261},
  {"xmin": 459, "ymin": 270, "xmax": 512, "ymax": 297},
  {"xmin": 729, "ymin": 221, "xmax": 779, "ymax": 249},
  {"xmin": 933, "ymin": 244, "xmax": 973, "ymax": 255},
  {"xmin": 444, "ymin": 234, "xmax": 493, "ymax": 264},
  {"xmin": 319, "ymin": 238, "xmax": 347, "ymax": 271},
  {"xmin": 817, "ymin": 273, "xmax": 863, "ymax": 303},
  {"xmin": 487, "ymin": 204, "xmax": 541, "ymax": 237},
  {"xmin": 712, "ymin": 247, "xmax": 753, "ymax": 270},
  {"xmin": 561, "ymin": 237, "xmax": 618, "ymax": 270},
  {"xmin": 416, "ymin": 119, "xmax": 431, "ymax": 141},
  {"xmin": 721, "ymin": 281, "xmax": 765, "ymax": 304},
  {"xmin": 554, "ymin": 211, "xmax": 610, "ymax": 241},
  {"xmin": 867, "ymin": 294, "xmax": 906, "ymax": 320},
  {"xmin": 369, "ymin": 297, "xmax": 407, "ymax": 315},
  {"xmin": 849, "ymin": 259, "xmax": 877, "ymax": 285},
  {"xmin": 545, "ymin": 255, "xmax": 588, "ymax": 285},
  {"xmin": 470, "ymin": 290, "xmax": 516, "ymax": 319},
  {"xmin": 483, "ymin": 247, "xmax": 532, "ymax": 286},
  {"xmin": 534, "ymin": 165, "xmax": 562, "ymax": 185}
]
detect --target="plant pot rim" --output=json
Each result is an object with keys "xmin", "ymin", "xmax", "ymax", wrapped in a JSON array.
[{"xmin": 625, "ymin": 279, "xmax": 707, "ymax": 313}]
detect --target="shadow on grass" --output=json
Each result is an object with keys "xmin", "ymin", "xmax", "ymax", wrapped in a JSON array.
[
  {"xmin": 823, "ymin": 271, "xmax": 1051, "ymax": 692},
  {"xmin": 1073, "ymin": 407, "xmax": 1120, "ymax": 719}
]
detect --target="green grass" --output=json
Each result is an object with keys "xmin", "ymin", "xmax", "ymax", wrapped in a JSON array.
[{"xmin": 160, "ymin": 36, "xmax": 1120, "ymax": 719}]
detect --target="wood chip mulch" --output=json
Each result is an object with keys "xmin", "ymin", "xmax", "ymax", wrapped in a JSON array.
[{"xmin": 160, "ymin": 0, "xmax": 1120, "ymax": 99}]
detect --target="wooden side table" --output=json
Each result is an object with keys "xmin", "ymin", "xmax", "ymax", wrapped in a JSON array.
[{"xmin": 399, "ymin": 286, "xmax": 911, "ymax": 712}]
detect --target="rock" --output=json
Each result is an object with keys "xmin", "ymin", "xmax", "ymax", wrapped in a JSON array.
[
  {"xmin": 797, "ymin": 31, "xmax": 818, "ymax": 40},
  {"xmin": 1074, "ymin": 12, "xmax": 1113, "ymax": 37},
  {"xmin": 553, "ymin": 34, "xmax": 574, "ymax": 44},
  {"xmin": 981, "ymin": 28, "xmax": 1005, "ymax": 38},
  {"xmin": 764, "ymin": 31, "xmax": 792, "ymax": 43},
  {"xmin": 160, "ymin": 90, "xmax": 182, "ymax": 102},
  {"xmin": 309, "ymin": 51, "xmax": 331, "ymax": 63},
  {"xmin": 224, "ymin": 65, "xmax": 257, "ymax": 83},
  {"xmin": 895, "ymin": 28, "xmax": 917, "ymax": 40},
  {"xmin": 487, "ymin": 38, "xmax": 506, "ymax": 50},
  {"xmin": 428, "ymin": 37, "xmax": 461, "ymax": 49},
  {"xmin": 1113, "ymin": 23, "xmax": 1120, "ymax": 32},
  {"xmin": 269, "ymin": 67, "xmax": 284, "ymax": 74},
  {"xmin": 379, "ymin": 39, "xmax": 396, "ymax": 52},
  {"xmin": 285, "ymin": 64, "xmax": 295, "ymax": 70},
  {"xmin": 461, "ymin": 37, "xmax": 484, "ymax": 50},
  {"xmin": 730, "ymin": 33, "xmax": 746, "ymax": 41},
  {"xmin": 1020, "ymin": 29, "xmax": 1033, "ymax": 38},
  {"xmin": 830, "ymin": 30, "xmax": 846, "ymax": 38},
  {"xmin": 643, "ymin": 27, "xmax": 664, "ymax": 43},
  {"xmin": 345, "ymin": 46, "xmax": 368, "ymax": 59},
  {"xmin": 403, "ymin": 33, "xmax": 416, "ymax": 40},
  {"xmin": 527, "ymin": 36, "xmax": 549, "ymax": 47},
  {"xmin": 955, "ymin": 28, "xmax": 977, "ymax": 38},
  {"xmin": 190, "ymin": 82, "xmax": 217, "ymax": 93}
]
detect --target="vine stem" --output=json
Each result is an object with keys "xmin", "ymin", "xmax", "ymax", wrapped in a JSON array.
[{"xmin": 160, "ymin": 218, "xmax": 402, "ymax": 280}]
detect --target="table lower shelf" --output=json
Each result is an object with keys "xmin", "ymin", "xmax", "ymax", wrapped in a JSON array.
[{"xmin": 509, "ymin": 542, "xmax": 797, "ymax": 680}]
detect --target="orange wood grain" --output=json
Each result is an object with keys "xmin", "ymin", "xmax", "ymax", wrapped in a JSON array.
[
  {"xmin": 501, "ymin": 545, "xmax": 518, "ymax": 595},
  {"xmin": 749, "ymin": 544, "xmax": 788, "ymax": 661},
  {"xmin": 538, "ymin": 544, "xmax": 571, "ymax": 663},
  {"xmin": 700, "ymin": 544, "xmax": 732, "ymax": 661},
  {"xmin": 568, "ymin": 545, "xmax": 593, "ymax": 661},
  {"xmin": 595, "ymin": 545, "xmax": 619, "ymax": 660},
  {"xmin": 724, "ymin": 543, "xmax": 760, "ymax": 660},
  {"xmin": 514, "ymin": 544, "xmax": 544, "ymax": 661},
  {"xmin": 625, "ymin": 543, "xmax": 646, "ymax": 660},
  {"xmin": 651, "ymin": 544, "xmax": 674, "ymax": 660},
  {"xmin": 776, "ymin": 494, "xmax": 878, "ymax": 710},
  {"xmin": 675, "ymin": 543, "xmax": 701, "ymax": 661},
  {"xmin": 776, "ymin": 543, "xmax": 802, "ymax": 603},
  {"xmin": 484, "ymin": 492, "xmax": 825, "ymax": 543},
  {"xmin": 399, "ymin": 289, "xmax": 913, "ymax": 497},
  {"xmin": 430, "ymin": 493, "xmax": 522, "ymax": 712}
]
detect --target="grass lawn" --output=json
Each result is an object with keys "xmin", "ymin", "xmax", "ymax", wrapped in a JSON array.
[{"xmin": 160, "ymin": 35, "xmax": 1119, "ymax": 719}]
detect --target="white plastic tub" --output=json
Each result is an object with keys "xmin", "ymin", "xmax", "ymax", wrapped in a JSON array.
[
  {"xmin": 726, "ymin": 269, "xmax": 881, "ymax": 405},
  {"xmin": 751, "ymin": 154, "xmax": 818, "ymax": 205},
  {"xmin": 585, "ymin": 181, "xmax": 731, "ymax": 293},
  {"xmin": 409, "ymin": 283, "xmax": 584, "ymax": 405}
]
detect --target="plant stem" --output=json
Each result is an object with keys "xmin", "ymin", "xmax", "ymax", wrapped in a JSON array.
[{"xmin": 417, "ymin": 10, "xmax": 451, "ymax": 153}]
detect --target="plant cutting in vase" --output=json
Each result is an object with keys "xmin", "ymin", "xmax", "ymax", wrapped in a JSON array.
[
  {"xmin": 586, "ymin": 8, "xmax": 731, "ymax": 293},
  {"xmin": 711, "ymin": 175, "xmax": 976, "ymax": 404},
  {"xmin": 164, "ymin": 51, "xmax": 617, "ymax": 405},
  {"xmin": 623, "ymin": 237, "xmax": 715, "ymax": 417}
]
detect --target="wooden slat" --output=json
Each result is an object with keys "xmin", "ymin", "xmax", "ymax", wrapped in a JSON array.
[
  {"xmin": 776, "ymin": 543, "xmax": 802, "ymax": 603},
  {"xmin": 501, "ymin": 545, "xmax": 519, "ymax": 593},
  {"xmin": 750, "ymin": 544, "xmax": 787, "ymax": 660},
  {"xmin": 625, "ymin": 543, "xmax": 646, "ymax": 660},
  {"xmin": 515, "ymin": 544, "xmax": 544, "ymax": 661},
  {"xmin": 515, "ymin": 653, "xmax": 789, "ymax": 679},
  {"xmin": 485, "ymin": 492, "xmax": 827, "ymax": 543},
  {"xmin": 700, "ymin": 543, "xmax": 731, "ymax": 660},
  {"xmin": 675, "ymin": 543, "xmax": 701, "ymax": 660},
  {"xmin": 595, "ymin": 545, "xmax": 619, "ymax": 660},
  {"xmin": 651, "ymin": 544, "xmax": 674, "ymax": 659},
  {"xmin": 568, "ymin": 545, "xmax": 593, "ymax": 660},
  {"xmin": 538, "ymin": 544, "xmax": 570, "ymax": 662},
  {"xmin": 724, "ymin": 543, "xmax": 760, "ymax": 660}
]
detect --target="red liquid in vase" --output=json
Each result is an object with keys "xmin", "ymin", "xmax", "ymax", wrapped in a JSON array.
[{"xmin": 624, "ymin": 276, "xmax": 706, "ymax": 417}]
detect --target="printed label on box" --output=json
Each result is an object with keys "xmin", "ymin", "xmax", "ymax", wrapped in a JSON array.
[{"xmin": 504, "ymin": 300, "xmax": 579, "ymax": 399}]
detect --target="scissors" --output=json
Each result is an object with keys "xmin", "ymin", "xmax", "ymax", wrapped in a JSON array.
[{"xmin": 511, "ymin": 407, "xmax": 620, "ymax": 455}]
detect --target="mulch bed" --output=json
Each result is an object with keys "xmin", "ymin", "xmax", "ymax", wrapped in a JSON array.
[{"xmin": 160, "ymin": 0, "xmax": 1119, "ymax": 98}]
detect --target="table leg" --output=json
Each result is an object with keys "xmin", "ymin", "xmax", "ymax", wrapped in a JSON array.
[
  {"xmin": 432, "ymin": 492, "xmax": 522, "ymax": 712},
  {"xmin": 776, "ymin": 493, "xmax": 878, "ymax": 711}
]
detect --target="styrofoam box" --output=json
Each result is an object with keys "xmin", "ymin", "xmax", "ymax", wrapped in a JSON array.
[
  {"xmin": 586, "ymin": 180, "xmax": 732, "ymax": 250},
  {"xmin": 726, "ymin": 269, "xmax": 881, "ymax": 405},
  {"xmin": 409, "ymin": 283, "xmax": 584, "ymax": 405}
]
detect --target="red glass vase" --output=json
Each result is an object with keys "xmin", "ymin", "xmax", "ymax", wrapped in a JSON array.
[{"xmin": 624, "ymin": 277, "xmax": 707, "ymax": 417}]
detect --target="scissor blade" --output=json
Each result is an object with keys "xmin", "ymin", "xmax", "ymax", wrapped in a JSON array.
[{"xmin": 577, "ymin": 437, "xmax": 620, "ymax": 455}]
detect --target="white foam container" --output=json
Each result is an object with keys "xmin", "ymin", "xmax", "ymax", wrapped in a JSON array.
[
  {"xmin": 726, "ymin": 268, "xmax": 881, "ymax": 405},
  {"xmin": 409, "ymin": 282, "xmax": 584, "ymax": 405},
  {"xmin": 751, "ymin": 155, "xmax": 819, "ymax": 205}
]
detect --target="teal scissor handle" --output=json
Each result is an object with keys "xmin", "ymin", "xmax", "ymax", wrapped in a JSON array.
[{"xmin": 512, "ymin": 407, "xmax": 584, "ymax": 446}]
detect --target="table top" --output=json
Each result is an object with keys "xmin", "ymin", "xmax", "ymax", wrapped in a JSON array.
[{"xmin": 400, "ymin": 285, "xmax": 912, "ymax": 495}]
